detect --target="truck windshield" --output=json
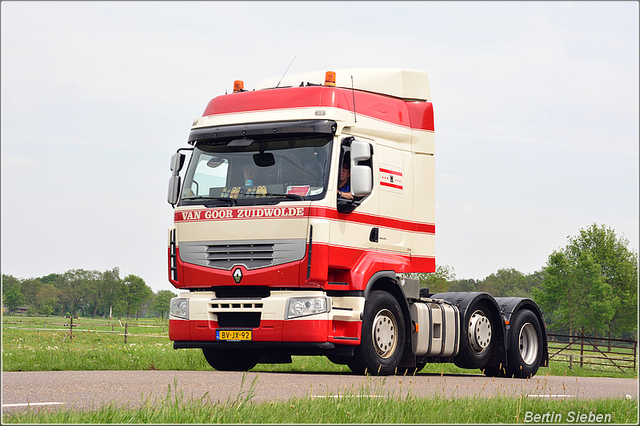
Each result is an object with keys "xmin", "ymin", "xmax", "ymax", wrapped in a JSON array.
[{"xmin": 180, "ymin": 135, "xmax": 333, "ymax": 206}]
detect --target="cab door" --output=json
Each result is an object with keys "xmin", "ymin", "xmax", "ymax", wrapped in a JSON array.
[{"xmin": 328, "ymin": 139, "xmax": 380, "ymax": 289}]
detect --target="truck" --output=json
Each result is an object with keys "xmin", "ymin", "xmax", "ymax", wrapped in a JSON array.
[{"xmin": 166, "ymin": 68, "xmax": 549, "ymax": 377}]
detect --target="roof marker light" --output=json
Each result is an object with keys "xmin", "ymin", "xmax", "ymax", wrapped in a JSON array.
[
  {"xmin": 233, "ymin": 80, "xmax": 244, "ymax": 93},
  {"xmin": 324, "ymin": 71, "xmax": 336, "ymax": 87}
]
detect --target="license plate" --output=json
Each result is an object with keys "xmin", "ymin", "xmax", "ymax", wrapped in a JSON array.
[{"xmin": 216, "ymin": 330, "xmax": 252, "ymax": 341}]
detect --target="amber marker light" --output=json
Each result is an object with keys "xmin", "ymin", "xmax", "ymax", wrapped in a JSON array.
[
  {"xmin": 324, "ymin": 71, "xmax": 336, "ymax": 87},
  {"xmin": 233, "ymin": 80, "xmax": 245, "ymax": 93}
]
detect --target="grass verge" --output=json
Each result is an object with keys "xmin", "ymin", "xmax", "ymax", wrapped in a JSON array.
[{"xmin": 2, "ymin": 375, "xmax": 637, "ymax": 424}]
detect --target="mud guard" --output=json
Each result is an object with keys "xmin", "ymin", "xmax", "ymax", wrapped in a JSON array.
[{"xmin": 492, "ymin": 297, "xmax": 550, "ymax": 368}]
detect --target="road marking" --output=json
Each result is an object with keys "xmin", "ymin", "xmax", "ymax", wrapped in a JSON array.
[
  {"xmin": 311, "ymin": 395, "xmax": 387, "ymax": 399},
  {"xmin": 3, "ymin": 402, "xmax": 64, "ymax": 407},
  {"xmin": 527, "ymin": 395, "xmax": 575, "ymax": 398}
]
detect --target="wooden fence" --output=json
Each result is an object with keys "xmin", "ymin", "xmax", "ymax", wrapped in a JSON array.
[{"xmin": 547, "ymin": 332, "xmax": 637, "ymax": 373}]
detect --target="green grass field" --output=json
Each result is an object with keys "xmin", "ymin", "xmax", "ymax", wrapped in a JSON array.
[
  {"xmin": 2, "ymin": 315, "xmax": 638, "ymax": 424},
  {"xmin": 3, "ymin": 315, "xmax": 636, "ymax": 378}
]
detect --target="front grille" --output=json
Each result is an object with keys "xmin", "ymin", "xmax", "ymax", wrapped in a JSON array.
[
  {"xmin": 217, "ymin": 312, "xmax": 261, "ymax": 328},
  {"xmin": 215, "ymin": 286, "xmax": 270, "ymax": 299},
  {"xmin": 211, "ymin": 302, "xmax": 263, "ymax": 309},
  {"xmin": 206, "ymin": 243, "xmax": 274, "ymax": 269},
  {"xmin": 178, "ymin": 239, "xmax": 306, "ymax": 271}
]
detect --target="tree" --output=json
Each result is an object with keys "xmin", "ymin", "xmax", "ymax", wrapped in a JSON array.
[
  {"xmin": 2, "ymin": 274, "xmax": 22, "ymax": 294},
  {"xmin": 4, "ymin": 285, "xmax": 25, "ymax": 314},
  {"xmin": 59, "ymin": 269, "xmax": 94, "ymax": 316},
  {"xmin": 406, "ymin": 264, "xmax": 456, "ymax": 293},
  {"xmin": 449, "ymin": 278, "xmax": 479, "ymax": 292},
  {"xmin": 533, "ymin": 224, "xmax": 637, "ymax": 336},
  {"xmin": 99, "ymin": 268, "xmax": 123, "ymax": 318},
  {"xmin": 121, "ymin": 274, "xmax": 152, "ymax": 319},
  {"xmin": 19, "ymin": 277, "xmax": 44, "ymax": 310},
  {"xmin": 34, "ymin": 284, "xmax": 61, "ymax": 316},
  {"xmin": 521, "ymin": 268, "xmax": 546, "ymax": 297},
  {"xmin": 481, "ymin": 268, "xmax": 526, "ymax": 297},
  {"xmin": 70, "ymin": 270, "xmax": 101, "ymax": 318},
  {"xmin": 152, "ymin": 290, "xmax": 177, "ymax": 319},
  {"xmin": 39, "ymin": 273, "xmax": 61, "ymax": 286}
]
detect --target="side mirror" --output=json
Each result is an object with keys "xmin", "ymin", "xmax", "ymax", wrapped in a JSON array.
[
  {"xmin": 350, "ymin": 139, "xmax": 372, "ymax": 197},
  {"xmin": 170, "ymin": 152, "xmax": 186, "ymax": 175},
  {"xmin": 167, "ymin": 176, "xmax": 181, "ymax": 206}
]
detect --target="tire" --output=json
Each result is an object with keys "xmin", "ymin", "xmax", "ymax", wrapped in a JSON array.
[
  {"xmin": 202, "ymin": 347, "xmax": 261, "ymax": 371},
  {"xmin": 454, "ymin": 300, "xmax": 496, "ymax": 370},
  {"xmin": 349, "ymin": 291, "xmax": 405, "ymax": 376},
  {"xmin": 505, "ymin": 310, "xmax": 543, "ymax": 378}
]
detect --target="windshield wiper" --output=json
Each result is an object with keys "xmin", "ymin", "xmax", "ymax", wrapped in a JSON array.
[{"xmin": 182, "ymin": 196, "xmax": 237, "ymax": 206}]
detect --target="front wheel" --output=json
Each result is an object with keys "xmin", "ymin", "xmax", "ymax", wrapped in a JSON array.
[
  {"xmin": 505, "ymin": 310, "xmax": 543, "ymax": 378},
  {"xmin": 348, "ymin": 291, "xmax": 405, "ymax": 375},
  {"xmin": 202, "ymin": 347, "xmax": 261, "ymax": 371}
]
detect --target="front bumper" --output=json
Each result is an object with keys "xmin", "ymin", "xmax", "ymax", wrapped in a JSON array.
[{"xmin": 168, "ymin": 290, "xmax": 363, "ymax": 346}]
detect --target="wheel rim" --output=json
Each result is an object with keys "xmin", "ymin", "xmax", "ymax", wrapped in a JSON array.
[
  {"xmin": 468, "ymin": 310, "xmax": 492, "ymax": 353},
  {"xmin": 372, "ymin": 309, "xmax": 397, "ymax": 359},
  {"xmin": 518, "ymin": 322, "xmax": 539, "ymax": 365}
]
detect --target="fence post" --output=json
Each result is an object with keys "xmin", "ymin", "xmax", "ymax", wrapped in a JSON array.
[
  {"xmin": 580, "ymin": 328, "xmax": 585, "ymax": 368},
  {"xmin": 569, "ymin": 354, "xmax": 573, "ymax": 370},
  {"xmin": 64, "ymin": 316, "xmax": 78, "ymax": 340}
]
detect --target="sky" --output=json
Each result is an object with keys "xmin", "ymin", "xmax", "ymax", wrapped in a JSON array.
[{"xmin": 2, "ymin": 1, "xmax": 638, "ymax": 293}]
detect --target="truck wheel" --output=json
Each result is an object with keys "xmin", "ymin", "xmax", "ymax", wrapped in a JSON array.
[
  {"xmin": 506, "ymin": 310, "xmax": 543, "ymax": 378},
  {"xmin": 349, "ymin": 291, "xmax": 405, "ymax": 376},
  {"xmin": 454, "ymin": 301, "xmax": 495, "ymax": 369},
  {"xmin": 202, "ymin": 347, "xmax": 260, "ymax": 372}
]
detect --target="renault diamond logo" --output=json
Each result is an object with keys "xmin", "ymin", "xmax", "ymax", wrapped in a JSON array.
[{"xmin": 232, "ymin": 268, "xmax": 243, "ymax": 283}]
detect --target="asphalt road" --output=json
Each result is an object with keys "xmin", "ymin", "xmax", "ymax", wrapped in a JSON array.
[{"xmin": 2, "ymin": 370, "xmax": 637, "ymax": 413}]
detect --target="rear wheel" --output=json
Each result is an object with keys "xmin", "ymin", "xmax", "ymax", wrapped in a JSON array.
[
  {"xmin": 348, "ymin": 291, "xmax": 405, "ymax": 375},
  {"xmin": 454, "ymin": 301, "xmax": 496, "ymax": 370},
  {"xmin": 202, "ymin": 347, "xmax": 261, "ymax": 371},
  {"xmin": 505, "ymin": 310, "xmax": 543, "ymax": 378}
]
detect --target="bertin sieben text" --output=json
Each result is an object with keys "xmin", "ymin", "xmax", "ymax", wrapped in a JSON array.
[{"xmin": 525, "ymin": 411, "xmax": 612, "ymax": 423}]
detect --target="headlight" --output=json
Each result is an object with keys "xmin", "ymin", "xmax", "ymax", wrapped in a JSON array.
[
  {"xmin": 286, "ymin": 296, "xmax": 330, "ymax": 319},
  {"xmin": 170, "ymin": 298, "xmax": 189, "ymax": 319}
]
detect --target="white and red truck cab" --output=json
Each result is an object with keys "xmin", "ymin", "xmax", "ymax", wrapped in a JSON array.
[{"xmin": 167, "ymin": 68, "xmax": 548, "ymax": 376}]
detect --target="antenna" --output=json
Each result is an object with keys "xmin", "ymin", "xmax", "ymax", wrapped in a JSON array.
[
  {"xmin": 275, "ymin": 54, "xmax": 297, "ymax": 88},
  {"xmin": 351, "ymin": 75, "xmax": 357, "ymax": 123}
]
